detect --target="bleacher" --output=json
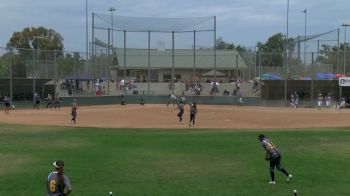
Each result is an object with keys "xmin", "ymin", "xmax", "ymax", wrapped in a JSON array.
[{"xmin": 56, "ymin": 80, "xmax": 260, "ymax": 98}]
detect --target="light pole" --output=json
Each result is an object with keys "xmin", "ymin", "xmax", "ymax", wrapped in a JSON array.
[
  {"xmin": 86, "ymin": 0, "xmax": 89, "ymax": 74},
  {"xmin": 108, "ymin": 7, "xmax": 116, "ymax": 95},
  {"xmin": 302, "ymin": 9, "xmax": 307, "ymax": 67},
  {"xmin": 108, "ymin": 7, "xmax": 116, "ymax": 51},
  {"xmin": 29, "ymin": 39, "xmax": 37, "ymax": 103},
  {"xmin": 341, "ymin": 23, "xmax": 350, "ymax": 74},
  {"xmin": 284, "ymin": 0, "xmax": 290, "ymax": 102}
]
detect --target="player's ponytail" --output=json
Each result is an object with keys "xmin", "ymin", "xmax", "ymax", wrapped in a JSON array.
[{"xmin": 54, "ymin": 160, "xmax": 65, "ymax": 191}]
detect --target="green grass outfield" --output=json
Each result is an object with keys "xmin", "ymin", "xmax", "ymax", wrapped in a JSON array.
[{"xmin": 1, "ymin": 124, "xmax": 350, "ymax": 196}]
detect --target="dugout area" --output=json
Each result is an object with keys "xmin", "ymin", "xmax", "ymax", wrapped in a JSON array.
[
  {"xmin": 0, "ymin": 79, "xmax": 54, "ymax": 101},
  {"xmin": 261, "ymin": 80, "xmax": 350, "ymax": 101}
]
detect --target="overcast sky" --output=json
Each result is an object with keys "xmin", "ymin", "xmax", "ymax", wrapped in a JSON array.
[{"xmin": 0, "ymin": 0, "xmax": 349, "ymax": 52}]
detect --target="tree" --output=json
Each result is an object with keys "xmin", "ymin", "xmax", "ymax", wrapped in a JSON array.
[
  {"xmin": 0, "ymin": 55, "xmax": 9, "ymax": 78},
  {"xmin": 5, "ymin": 26, "xmax": 64, "ymax": 77},
  {"xmin": 215, "ymin": 37, "xmax": 247, "ymax": 53},
  {"xmin": 257, "ymin": 33, "xmax": 295, "ymax": 67},
  {"xmin": 7, "ymin": 26, "xmax": 64, "ymax": 51},
  {"xmin": 55, "ymin": 51, "xmax": 87, "ymax": 78},
  {"xmin": 318, "ymin": 43, "xmax": 349, "ymax": 73}
]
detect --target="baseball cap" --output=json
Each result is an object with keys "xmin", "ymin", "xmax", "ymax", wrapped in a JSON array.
[{"xmin": 53, "ymin": 160, "xmax": 64, "ymax": 169}]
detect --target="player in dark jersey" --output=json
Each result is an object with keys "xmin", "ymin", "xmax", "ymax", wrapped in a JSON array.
[
  {"xmin": 70, "ymin": 101, "xmax": 77, "ymax": 123},
  {"xmin": 189, "ymin": 102, "xmax": 197, "ymax": 127},
  {"xmin": 177, "ymin": 101, "xmax": 184, "ymax": 122},
  {"xmin": 47, "ymin": 160, "xmax": 72, "ymax": 196},
  {"xmin": 4, "ymin": 96, "xmax": 10, "ymax": 114},
  {"xmin": 33, "ymin": 93, "xmax": 41, "ymax": 109},
  {"xmin": 259, "ymin": 134, "xmax": 293, "ymax": 184},
  {"xmin": 54, "ymin": 93, "xmax": 61, "ymax": 110}
]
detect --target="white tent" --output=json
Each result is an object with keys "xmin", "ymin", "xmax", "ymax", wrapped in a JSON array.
[{"xmin": 202, "ymin": 70, "xmax": 225, "ymax": 76}]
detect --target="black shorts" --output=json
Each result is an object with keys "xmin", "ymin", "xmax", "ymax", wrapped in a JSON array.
[
  {"xmin": 270, "ymin": 155, "xmax": 282, "ymax": 170},
  {"xmin": 5, "ymin": 103, "xmax": 10, "ymax": 107}
]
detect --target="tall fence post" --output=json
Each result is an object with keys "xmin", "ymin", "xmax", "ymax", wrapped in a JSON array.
[
  {"xmin": 9, "ymin": 48, "xmax": 13, "ymax": 102},
  {"xmin": 311, "ymin": 52, "xmax": 314, "ymax": 103},
  {"xmin": 32, "ymin": 49, "xmax": 36, "ymax": 103}
]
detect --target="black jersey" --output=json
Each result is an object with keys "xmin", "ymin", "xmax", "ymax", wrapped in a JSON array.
[
  {"xmin": 260, "ymin": 138, "xmax": 280, "ymax": 158},
  {"xmin": 178, "ymin": 103, "xmax": 184, "ymax": 112},
  {"xmin": 189, "ymin": 106, "xmax": 197, "ymax": 115}
]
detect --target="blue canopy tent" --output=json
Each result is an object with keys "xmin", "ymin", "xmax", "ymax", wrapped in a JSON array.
[
  {"xmin": 261, "ymin": 73, "xmax": 282, "ymax": 80},
  {"xmin": 316, "ymin": 73, "xmax": 335, "ymax": 80},
  {"xmin": 64, "ymin": 74, "xmax": 94, "ymax": 81}
]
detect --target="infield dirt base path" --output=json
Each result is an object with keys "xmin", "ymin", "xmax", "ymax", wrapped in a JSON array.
[{"xmin": 1, "ymin": 104, "xmax": 350, "ymax": 129}]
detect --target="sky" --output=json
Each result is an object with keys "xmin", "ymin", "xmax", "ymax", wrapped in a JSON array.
[{"xmin": 0, "ymin": 0, "xmax": 349, "ymax": 52}]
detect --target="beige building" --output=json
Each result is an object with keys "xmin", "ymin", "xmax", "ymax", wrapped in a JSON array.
[{"xmin": 108, "ymin": 48, "xmax": 248, "ymax": 82}]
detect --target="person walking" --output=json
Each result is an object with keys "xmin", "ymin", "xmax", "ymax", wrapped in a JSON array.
[
  {"xmin": 258, "ymin": 134, "xmax": 293, "ymax": 184},
  {"xmin": 47, "ymin": 160, "xmax": 72, "ymax": 196}
]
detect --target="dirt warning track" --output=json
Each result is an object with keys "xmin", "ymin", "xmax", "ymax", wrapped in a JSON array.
[{"xmin": 1, "ymin": 104, "xmax": 350, "ymax": 129}]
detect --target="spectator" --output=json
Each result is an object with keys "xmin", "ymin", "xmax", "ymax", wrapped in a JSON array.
[{"xmin": 223, "ymin": 89, "xmax": 229, "ymax": 96}]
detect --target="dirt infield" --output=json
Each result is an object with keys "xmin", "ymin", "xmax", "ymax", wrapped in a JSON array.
[{"xmin": 1, "ymin": 104, "xmax": 350, "ymax": 129}]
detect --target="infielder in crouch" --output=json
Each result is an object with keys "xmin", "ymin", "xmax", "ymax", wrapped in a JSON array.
[
  {"xmin": 259, "ymin": 134, "xmax": 293, "ymax": 184},
  {"xmin": 167, "ymin": 94, "xmax": 178, "ymax": 107}
]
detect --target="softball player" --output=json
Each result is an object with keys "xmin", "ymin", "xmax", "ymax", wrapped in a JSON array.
[
  {"xmin": 54, "ymin": 93, "xmax": 61, "ymax": 110},
  {"xmin": 293, "ymin": 92, "xmax": 299, "ymax": 108},
  {"xmin": 70, "ymin": 100, "xmax": 77, "ymax": 123},
  {"xmin": 4, "ymin": 96, "xmax": 10, "ymax": 114},
  {"xmin": 167, "ymin": 94, "xmax": 178, "ymax": 107},
  {"xmin": 259, "ymin": 134, "xmax": 293, "ymax": 184},
  {"xmin": 290, "ymin": 93, "xmax": 295, "ymax": 108},
  {"xmin": 47, "ymin": 160, "xmax": 72, "ymax": 196},
  {"xmin": 338, "ymin": 97, "xmax": 346, "ymax": 109},
  {"xmin": 46, "ymin": 93, "xmax": 53, "ymax": 109},
  {"xmin": 317, "ymin": 93, "xmax": 323, "ymax": 110},
  {"xmin": 189, "ymin": 102, "xmax": 197, "ymax": 127},
  {"xmin": 33, "ymin": 93, "xmax": 41, "ymax": 109},
  {"xmin": 326, "ymin": 94, "xmax": 331, "ymax": 108},
  {"xmin": 177, "ymin": 101, "xmax": 184, "ymax": 122}
]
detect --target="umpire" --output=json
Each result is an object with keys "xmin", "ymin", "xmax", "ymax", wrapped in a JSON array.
[{"xmin": 258, "ymin": 134, "xmax": 293, "ymax": 184}]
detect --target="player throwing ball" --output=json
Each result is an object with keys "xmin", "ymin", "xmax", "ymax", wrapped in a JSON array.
[{"xmin": 258, "ymin": 134, "xmax": 293, "ymax": 184}]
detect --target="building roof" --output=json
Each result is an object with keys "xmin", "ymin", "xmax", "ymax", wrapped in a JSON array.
[{"xmin": 112, "ymin": 48, "xmax": 248, "ymax": 70}]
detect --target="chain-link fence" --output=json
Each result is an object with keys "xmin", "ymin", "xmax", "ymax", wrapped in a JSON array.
[{"xmin": 1, "ymin": 45, "xmax": 349, "ymax": 102}]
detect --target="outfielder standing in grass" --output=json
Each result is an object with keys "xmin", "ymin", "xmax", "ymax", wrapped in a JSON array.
[
  {"xmin": 47, "ymin": 160, "xmax": 72, "ymax": 195},
  {"xmin": 189, "ymin": 102, "xmax": 197, "ymax": 127},
  {"xmin": 258, "ymin": 134, "xmax": 293, "ymax": 184}
]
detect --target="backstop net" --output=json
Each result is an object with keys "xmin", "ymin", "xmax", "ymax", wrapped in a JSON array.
[{"xmin": 92, "ymin": 14, "xmax": 222, "ymax": 94}]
